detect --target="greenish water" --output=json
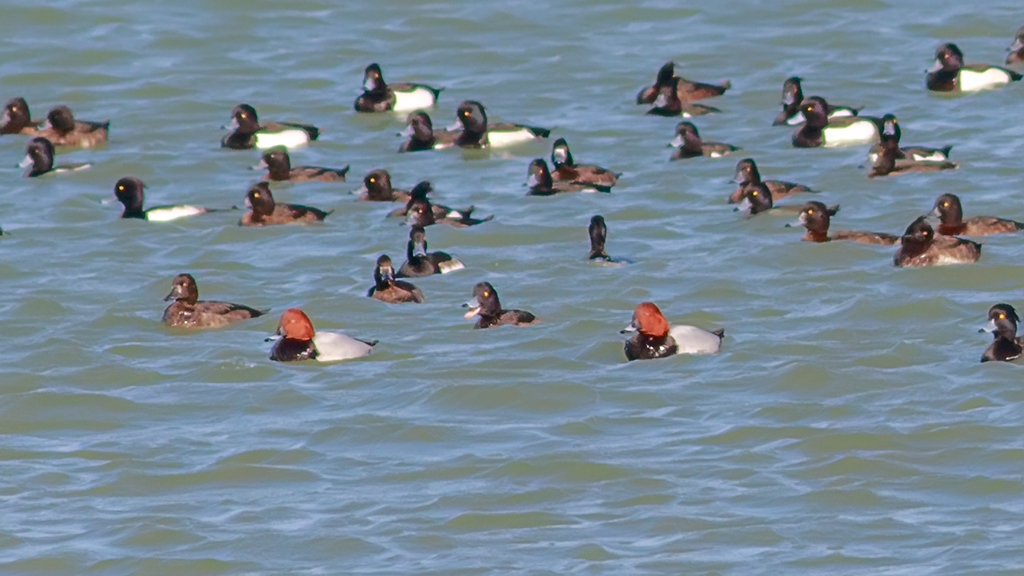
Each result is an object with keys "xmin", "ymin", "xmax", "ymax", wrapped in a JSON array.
[{"xmin": 2, "ymin": 0, "xmax": 1024, "ymax": 574}]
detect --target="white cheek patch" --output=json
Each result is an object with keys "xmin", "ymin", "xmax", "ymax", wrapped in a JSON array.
[
  {"xmin": 255, "ymin": 130, "xmax": 310, "ymax": 149},
  {"xmin": 392, "ymin": 88, "xmax": 437, "ymax": 112},
  {"xmin": 958, "ymin": 68, "xmax": 1012, "ymax": 92},
  {"xmin": 146, "ymin": 205, "xmax": 207, "ymax": 222},
  {"xmin": 823, "ymin": 120, "xmax": 877, "ymax": 147}
]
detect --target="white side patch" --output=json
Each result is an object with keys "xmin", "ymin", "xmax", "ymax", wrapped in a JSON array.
[
  {"xmin": 828, "ymin": 109, "xmax": 855, "ymax": 118},
  {"xmin": 669, "ymin": 325, "xmax": 722, "ymax": 354},
  {"xmin": 392, "ymin": 88, "xmax": 437, "ymax": 112},
  {"xmin": 486, "ymin": 129, "xmax": 538, "ymax": 148},
  {"xmin": 145, "ymin": 205, "xmax": 207, "ymax": 222},
  {"xmin": 255, "ymin": 129, "xmax": 311, "ymax": 149},
  {"xmin": 312, "ymin": 331, "xmax": 374, "ymax": 362},
  {"xmin": 959, "ymin": 68, "xmax": 1012, "ymax": 92},
  {"xmin": 823, "ymin": 120, "xmax": 878, "ymax": 147},
  {"xmin": 438, "ymin": 258, "xmax": 465, "ymax": 274},
  {"xmin": 912, "ymin": 151, "xmax": 947, "ymax": 162}
]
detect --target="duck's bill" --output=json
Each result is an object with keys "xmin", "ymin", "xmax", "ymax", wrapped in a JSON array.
[
  {"xmin": 787, "ymin": 111, "xmax": 806, "ymax": 125},
  {"xmin": 926, "ymin": 59, "xmax": 943, "ymax": 73},
  {"xmin": 264, "ymin": 334, "xmax": 282, "ymax": 342},
  {"xmin": 249, "ymin": 159, "xmax": 268, "ymax": 170},
  {"xmin": 221, "ymin": 118, "xmax": 239, "ymax": 131},
  {"xmin": 786, "ymin": 213, "xmax": 808, "ymax": 228},
  {"xmin": 363, "ymin": 77, "xmax": 377, "ymax": 92},
  {"xmin": 397, "ymin": 125, "xmax": 414, "ymax": 137},
  {"xmin": 0, "ymin": 110, "xmax": 9, "ymax": 129},
  {"xmin": 735, "ymin": 198, "xmax": 752, "ymax": 213},
  {"xmin": 619, "ymin": 324, "xmax": 637, "ymax": 334},
  {"xmin": 445, "ymin": 121, "xmax": 462, "ymax": 132},
  {"xmin": 17, "ymin": 155, "xmax": 32, "ymax": 168},
  {"xmin": 929, "ymin": 207, "xmax": 942, "ymax": 218},
  {"xmin": 163, "ymin": 288, "xmax": 182, "ymax": 302},
  {"xmin": 351, "ymin": 185, "xmax": 368, "ymax": 195},
  {"xmin": 462, "ymin": 297, "xmax": 481, "ymax": 319},
  {"xmin": 1010, "ymin": 39, "xmax": 1024, "ymax": 52},
  {"xmin": 979, "ymin": 319, "xmax": 998, "ymax": 334},
  {"xmin": 668, "ymin": 135, "xmax": 684, "ymax": 148}
]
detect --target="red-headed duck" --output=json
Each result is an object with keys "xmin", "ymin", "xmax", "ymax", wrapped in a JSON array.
[
  {"xmin": 367, "ymin": 255, "xmax": 425, "ymax": 303},
  {"xmin": 462, "ymin": 282, "xmax": 537, "ymax": 329},
  {"xmin": 162, "ymin": 273, "xmax": 264, "ymax": 328},
  {"xmin": 267, "ymin": 308, "xmax": 376, "ymax": 362},
  {"xmin": 621, "ymin": 302, "xmax": 723, "ymax": 361},
  {"xmin": 239, "ymin": 182, "xmax": 332, "ymax": 226}
]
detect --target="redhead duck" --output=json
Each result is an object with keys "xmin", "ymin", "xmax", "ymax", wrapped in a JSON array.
[
  {"xmin": 162, "ymin": 273, "xmax": 264, "ymax": 328},
  {"xmin": 267, "ymin": 308, "xmax": 376, "ymax": 362},
  {"xmin": 527, "ymin": 159, "xmax": 611, "ymax": 195},
  {"xmin": 19, "ymin": 137, "xmax": 90, "ymax": 177},
  {"xmin": 1007, "ymin": 26, "xmax": 1024, "ymax": 65},
  {"xmin": 1, "ymin": 97, "xmax": 41, "ymax": 135},
  {"xmin": 450, "ymin": 101, "xmax": 550, "ymax": 148},
  {"xmin": 221, "ymin": 104, "xmax": 319, "ymax": 150},
  {"xmin": 786, "ymin": 201, "xmax": 897, "ymax": 245},
  {"xmin": 462, "ymin": 282, "xmax": 536, "ymax": 329},
  {"xmin": 728, "ymin": 158, "xmax": 813, "ymax": 204},
  {"xmin": 258, "ymin": 147, "xmax": 348, "ymax": 182},
  {"xmin": 404, "ymin": 184, "xmax": 492, "ymax": 228},
  {"xmin": 550, "ymin": 138, "xmax": 619, "ymax": 187},
  {"xmin": 354, "ymin": 63, "xmax": 442, "ymax": 113},
  {"xmin": 239, "ymin": 183, "xmax": 332, "ymax": 226},
  {"xmin": 980, "ymin": 303, "xmax": 1023, "ymax": 363},
  {"xmin": 357, "ymin": 169, "xmax": 411, "ymax": 203},
  {"xmin": 927, "ymin": 43, "xmax": 1022, "ymax": 92},
  {"xmin": 792, "ymin": 97, "xmax": 882, "ymax": 148},
  {"xmin": 621, "ymin": 302, "xmax": 723, "ymax": 361},
  {"xmin": 396, "ymin": 226, "xmax": 464, "ymax": 278},
  {"xmin": 931, "ymin": 193, "xmax": 1023, "ymax": 236},
  {"xmin": 397, "ymin": 111, "xmax": 459, "ymax": 152},
  {"xmin": 367, "ymin": 255, "xmax": 425, "ymax": 303},
  {"xmin": 669, "ymin": 122, "xmax": 739, "ymax": 159},
  {"xmin": 773, "ymin": 77, "xmax": 860, "ymax": 126},
  {"xmin": 36, "ymin": 105, "xmax": 108, "ymax": 148},
  {"xmin": 114, "ymin": 177, "xmax": 233, "ymax": 221},
  {"xmin": 894, "ymin": 216, "xmax": 981, "ymax": 268},
  {"xmin": 636, "ymin": 62, "xmax": 730, "ymax": 105},
  {"xmin": 867, "ymin": 114, "xmax": 952, "ymax": 164}
]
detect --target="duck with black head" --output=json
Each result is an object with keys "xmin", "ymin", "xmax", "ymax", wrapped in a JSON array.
[
  {"xmin": 356, "ymin": 169, "xmax": 411, "ymax": 203},
  {"xmin": 1, "ymin": 97, "xmax": 41, "ymax": 135},
  {"xmin": 397, "ymin": 111, "xmax": 458, "ymax": 152},
  {"xmin": 19, "ymin": 137, "xmax": 90, "ymax": 177},
  {"xmin": 1007, "ymin": 26, "xmax": 1024, "ymax": 65},
  {"xmin": 894, "ymin": 216, "xmax": 981, "ymax": 268},
  {"xmin": 980, "ymin": 304, "xmax": 1024, "ymax": 363},
  {"xmin": 267, "ymin": 308, "xmax": 376, "ymax": 363},
  {"xmin": 786, "ymin": 201, "xmax": 897, "ymax": 245},
  {"xmin": 621, "ymin": 302, "xmax": 723, "ymax": 361},
  {"xmin": 114, "ymin": 177, "xmax": 234, "ymax": 222},
  {"xmin": 462, "ymin": 282, "xmax": 536, "ymax": 329},
  {"xmin": 772, "ymin": 77, "xmax": 860, "ymax": 126},
  {"xmin": 930, "ymin": 193, "xmax": 1024, "ymax": 236},
  {"xmin": 527, "ymin": 159, "xmax": 612, "ymax": 195},
  {"xmin": 450, "ymin": 101, "xmax": 550, "ymax": 149},
  {"xmin": 636, "ymin": 62, "xmax": 730, "ymax": 105},
  {"xmin": 404, "ymin": 183, "xmax": 493, "ymax": 228},
  {"xmin": 396, "ymin": 226, "xmax": 465, "ymax": 278},
  {"xmin": 669, "ymin": 122, "xmax": 739, "ymax": 160},
  {"xmin": 792, "ymin": 97, "xmax": 883, "ymax": 148},
  {"xmin": 221, "ymin": 103, "xmax": 319, "ymax": 150},
  {"xmin": 162, "ymin": 273, "xmax": 265, "ymax": 329},
  {"xmin": 927, "ymin": 43, "xmax": 1022, "ymax": 92},
  {"xmin": 257, "ymin": 146, "xmax": 348, "ymax": 182},
  {"xmin": 550, "ymin": 138, "xmax": 619, "ymax": 187},
  {"xmin": 734, "ymin": 183, "xmax": 775, "ymax": 217},
  {"xmin": 36, "ymin": 105, "xmax": 108, "ymax": 148},
  {"xmin": 866, "ymin": 114, "xmax": 952, "ymax": 165},
  {"xmin": 728, "ymin": 158, "xmax": 813, "ymax": 204},
  {"xmin": 368, "ymin": 255, "xmax": 425, "ymax": 303},
  {"xmin": 239, "ymin": 182, "xmax": 332, "ymax": 226},
  {"xmin": 354, "ymin": 63, "xmax": 442, "ymax": 113}
]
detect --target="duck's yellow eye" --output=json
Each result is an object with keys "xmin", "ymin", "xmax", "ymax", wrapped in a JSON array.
[
  {"xmin": 118, "ymin": 185, "xmax": 124, "ymax": 191},
  {"xmin": 943, "ymin": 202, "xmax": 949, "ymax": 207},
  {"xmin": 369, "ymin": 178, "xmax": 375, "ymax": 183},
  {"xmin": 807, "ymin": 209, "xmax": 814, "ymax": 215},
  {"xmin": 240, "ymin": 113, "xmax": 247, "ymax": 118},
  {"xmin": 11, "ymin": 106, "xmax": 17, "ymax": 112},
  {"xmin": 253, "ymin": 192, "xmax": 260, "ymax": 198},
  {"xmin": 999, "ymin": 313, "xmax": 1006, "ymax": 319},
  {"xmin": 751, "ymin": 191, "xmax": 758, "ymax": 196},
  {"xmin": 463, "ymin": 111, "xmax": 470, "ymax": 116},
  {"xmin": 483, "ymin": 291, "xmax": 490, "ymax": 297}
]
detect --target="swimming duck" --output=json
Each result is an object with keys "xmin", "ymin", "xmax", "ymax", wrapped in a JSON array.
[
  {"xmin": 786, "ymin": 201, "xmax": 897, "ymax": 245},
  {"xmin": 894, "ymin": 216, "xmax": 981, "ymax": 268},
  {"xmin": 356, "ymin": 169, "xmax": 411, "ymax": 203},
  {"xmin": 527, "ymin": 159, "xmax": 611, "ymax": 195},
  {"xmin": 669, "ymin": 121, "xmax": 739, "ymax": 159},
  {"xmin": 636, "ymin": 62, "xmax": 730, "ymax": 104},
  {"xmin": 451, "ymin": 101, "xmax": 550, "ymax": 148},
  {"xmin": 267, "ymin": 308, "xmax": 376, "ymax": 363},
  {"xmin": 367, "ymin": 255, "xmax": 425, "ymax": 303},
  {"xmin": 354, "ymin": 63, "xmax": 442, "ymax": 113},
  {"xmin": 927, "ymin": 43, "xmax": 1022, "ymax": 92},
  {"xmin": 114, "ymin": 177, "xmax": 233, "ymax": 221},
  {"xmin": 162, "ymin": 273, "xmax": 264, "ymax": 328},
  {"xmin": 621, "ymin": 301, "xmax": 723, "ymax": 361},
  {"xmin": 979, "ymin": 303, "xmax": 1023, "ymax": 363},
  {"xmin": 19, "ymin": 137, "xmax": 90, "ymax": 177},
  {"xmin": 258, "ymin": 146, "xmax": 348, "ymax": 182},
  {"xmin": 792, "ymin": 97, "xmax": 882, "ymax": 148},
  {"xmin": 867, "ymin": 114, "xmax": 952, "ymax": 164},
  {"xmin": 0, "ymin": 97, "xmax": 41, "ymax": 135},
  {"xmin": 1007, "ymin": 26, "xmax": 1024, "ymax": 65},
  {"xmin": 772, "ymin": 77, "xmax": 859, "ymax": 126},
  {"xmin": 396, "ymin": 226, "xmax": 465, "ymax": 277},
  {"xmin": 221, "ymin": 103, "xmax": 319, "ymax": 150},
  {"xmin": 397, "ymin": 111, "xmax": 459, "ymax": 152},
  {"xmin": 37, "ymin": 105, "xmax": 109, "ymax": 148},
  {"xmin": 931, "ymin": 193, "xmax": 1023, "ymax": 236},
  {"xmin": 462, "ymin": 282, "xmax": 536, "ymax": 329},
  {"xmin": 239, "ymin": 182, "xmax": 332, "ymax": 226},
  {"xmin": 588, "ymin": 215, "xmax": 626, "ymax": 263},
  {"xmin": 404, "ymin": 184, "xmax": 493, "ymax": 228},
  {"xmin": 550, "ymin": 138, "xmax": 619, "ymax": 187},
  {"xmin": 728, "ymin": 158, "xmax": 813, "ymax": 204},
  {"xmin": 868, "ymin": 124, "xmax": 958, "ymax": 178}
]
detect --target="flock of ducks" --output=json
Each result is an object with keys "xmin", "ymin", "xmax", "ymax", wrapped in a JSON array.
[{"xmin": 3, "ymin": 27, "xmax": 1024, "ymax": 363}]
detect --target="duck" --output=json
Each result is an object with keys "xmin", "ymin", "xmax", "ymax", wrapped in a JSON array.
[
  {"xmin": 354, "ymin": 63, "xmax": 442, "ymax": 113},
  {"xmin": 669, "ymin": 121, "xmax": 739, "ymax": 159},
  {"xmin": 979, "ymin": 303, "xmax": 1023, "ymax": 363},
  {"xmin": 397, "ymin": 111, "xmax": 459, "ymax": 152},
  {"xmin": 404, "ymin": 184, "xmax": 493, "ymax": 228},
  {"xmin": 621, "ymin": 301, "xmax": 723, "ymax": 361},
  {"xmin": 258, "ymin": 146, "xmax": 348, "ymax": 182},
  {"xmin": 367, "ymin": 255, "xmax": 425, "ymax": 303},
  {"xmin": 396, "ymin": 226, "xmax": 465, "ymax": 277},
  {"xmin": 450, "ymin": 101, "xmax": 550, "ymax": 148},
  {"xmin": 239, "ymin": 182, "xmax": 332, "ymax": 226},
  {"xmin": 636, "ymin": 62, "xmax": 730, "ymax": 105},
  {"xmin": 1008, "ymin": 26, "xmax": 1024, "ymax": 65},
  {"xmin": 772, "ymin": 77, "xmax": 859, "ymax": 126},
  {"xmin": 462, "ymin": 282, "xmax": 536, "ymax": 329},
  {"xmin": 0, "ymin": 97, "xmax": 41, "ymax": 135},
  {"xmin": 36, "ymin": 105, "xmax": 109, "ymax": 148},
  {"xmin": 549, "ymin": 138, "xmax": 619, "ymax": 187},
  {"xmin": 646, "ymin": 87, "xmax": 723, "ymax": 118},
  {"xmin": 221, "ymin": 103, "xmax": 319, "ymax": 150},
  {"xmin": 931, "ymin": 193, "xmax": 1024, "ymax": 236},
  {"xmin": 894, "ymin": 216, "xmax": 981, "ymax": 268},
  {"xmin": 792, "ymin": 97, "xmax": 882, "ymax": 148},
  {"xmin": 162, "ymin": 273, "xmax": 264, "ymax": 328},
  {"xmin": 735, "ymin": 182, "xmax": 775, "ymax": 217},
  {"xmin": 267, "ymin": 308, "xmax": 376, "ymax": 363},
  {"xmin": 927, "ymin": 43, "xmax": 1022, "ymax": 92},
  {"xmin": 356, "ymin": 169, "xmax": 412, "ymax": 203},
  {"xmin": 786, "ymin": 201, "xmax": 898, "ymax": 245},
  {"xmin": 868, "ymin": 125, "xmax": 958, "ymax": 178},
  {"xmin": 387, "ymin": 181, "xmax": 464, "ymax": 220},
  {"xmin": 114, "ymin": 177, "xmax": 234, "ymax": 222},
  {"xmin": 19, "ymin": 137, "xmax": 90, "ymax": 177},
  {"xmin": 587, "ymin": 215, "xmax": 625, "ymax": 263},
  {"xmin": 728, "ymin": 158, "xmax": 814, "ymax": 204},
  {"xmin": 527, "ymin": 159, "xmax": 611, "ymax": 195},
  {"xmin": 867, "ymin": 114, "xmax": 952, "ymax": 164}
]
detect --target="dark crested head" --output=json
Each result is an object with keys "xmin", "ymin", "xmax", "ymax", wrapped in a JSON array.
[
  {"xmin": 551, "ymin": 138, "xmax": 573, "ymax": 167},
  {"xmin": 589, "ymin": 215, "xmax": 608, "ymax": 259},
  {"xmin": 527, "ymin": 158, "xmax": 553, "ymax": 189},
  {"xmin": 363, "ymin": 63, "xmax": 385, "ymax": 91},
  {"xmin": 230, "ymin": 103, "xmax": 260, "ymax": 131},
  {"xmin": 933, "ymin": 43, "xmax": 964, "ymax": 72},
  {"xmin": 880, "ymin": 114, "xmax": 901, "ymax": 143},
  {"xmin": 409, "ymin": 181, "xmax": 433, "ymax": 200},
  {"xmin": 792, "ymin": 201, "xmax": 834, "ymax": 233},
  {"xmin": 407, "ymin": 111, "xmax": 433, "ymax": 140},
  {"xmin": 22, "ymin": 137, "xmax": 54, "ymax": 175},
  {"xmin": 164, "ymin": 273, "xmax": 199, "ymax": 304},
  {"xmin": 983, "ymin": 303, "xmax": 1020, "ymax": 340},
  {"xmin": 45, "ymin": 106, "xmax": 76, "ymax": 133},
  {"xmin": 903, "ymin": 215, "xmax": 934, "ymax": 239},
  {"xmin": 797, "ymin": 97, "xmax": 829, "ymax": 127},
  {"xmin": 1, "ymin": 97, "xmax": 31, "ymax": 133},
  {"xmin": 463, "ymin": 281, "xmax": 501, "ymax": 319},
  {"xmin": 733, "ymin": 158, "xmax": 760, "ymax": 185},
  {"xmin": 781, "ymin": 76, "xmax": 804, "ymax": 105},
  {"xmin": 624, "ymin": 302, "xmax": 671, "ymax": 339},
  {"xmin": 362, "ymin": 169, "xmax": 393, "ymax": 198},
  {"xmin": 455, "ymin": 100, "xmax": 487, "ymax": 132},
  {"xmin": 276, "ymin": 308, "xmax": 315, "ymax": 341},
  {"xmin": 406, "ymin": 197, "xmax": 435, "ymax": 227},
  {"xmin": 931, "ymin": 193, "xmax": 963, "ymax": 224},
  {"xmin": 656, "ymin": 62, "xmax": 675, "ymax": 86},
  {"xmin": 675, "ymin": 121, "xmax": 699, "ymax": 138},
  {"xmin": 114, "ymin": 177, "xmax": 146, "ymax": 215},
  {"xmin": 246, "ymin": 182, "xmax": 275, "ymax": 216},
  {"xmin": 409, "ymin": 225, "xmax": 428, "ymax": 251},
  {"xmin": 262, "ymin": 146, "xmax": 291, "ymax": 173},
  {"xmin": 374, "ymin": 254, "xmax": 396, "ymax": 285},
  {"xmin": 739, "ymin": 182, "xmax": 773, "ymax": 215}
]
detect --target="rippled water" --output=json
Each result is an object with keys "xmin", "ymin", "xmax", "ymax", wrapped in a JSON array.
[{"xmin": 2, "ymin": 0, "xmax": 1024, "ymax": 573}]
